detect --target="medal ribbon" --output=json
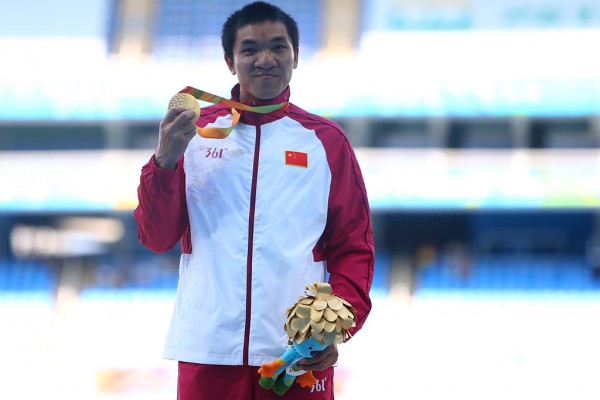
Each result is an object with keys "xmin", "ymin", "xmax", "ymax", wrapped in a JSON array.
[{"xmin": 179, "ymin": 86, "xmax": 289, "ymax": 139}]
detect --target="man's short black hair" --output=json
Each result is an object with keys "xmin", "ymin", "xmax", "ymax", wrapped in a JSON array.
[{"xmin": 222, "ymin": 1, "xmax": 299, "ymax": 59}]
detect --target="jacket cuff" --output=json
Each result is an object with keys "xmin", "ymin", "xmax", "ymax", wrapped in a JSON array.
[{"xmin": 151, "ymin": 154, "xmax": 180, "ymax": 177}]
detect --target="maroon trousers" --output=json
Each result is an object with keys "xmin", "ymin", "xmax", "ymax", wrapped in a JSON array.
[{"xmin": 178, "ymin": 362, "xmax": 334, "ymax": 400}]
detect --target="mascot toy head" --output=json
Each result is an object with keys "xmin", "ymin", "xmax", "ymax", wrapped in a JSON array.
[{"xmin": 285, "ymin": 282, "xmax": 356, "ymax": 347}]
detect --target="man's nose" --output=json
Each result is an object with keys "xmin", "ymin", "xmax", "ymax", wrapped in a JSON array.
[{"xmin": 255, "ymin": 49, "xmax": 276, "ymax": 67}]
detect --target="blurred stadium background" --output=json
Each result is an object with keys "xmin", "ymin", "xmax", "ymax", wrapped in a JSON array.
[{"xmin": 1, "ymin": 0, "xmax": 600, "ymax": 399}]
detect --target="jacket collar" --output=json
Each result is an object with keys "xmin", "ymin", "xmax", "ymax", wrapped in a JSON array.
[{"xmin": 230, "ymin": 84, "xmax": 290, "ymax": 126}]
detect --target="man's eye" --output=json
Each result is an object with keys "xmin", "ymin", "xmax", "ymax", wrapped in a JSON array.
[
  {"xmin": 274, "ymin": 45, "xmax": 287, "ymax": 52},
  {"xmin": 241, "ymin": 48, "xmax": 256, "ymax": 54}
]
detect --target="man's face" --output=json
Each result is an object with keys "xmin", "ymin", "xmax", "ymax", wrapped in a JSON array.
[{"xmin": 225, "ymin": 21, "xmax": 298, "ymax": 103}]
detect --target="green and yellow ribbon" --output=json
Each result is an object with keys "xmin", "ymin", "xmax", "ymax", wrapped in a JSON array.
[{"xmin": 179, "ymin": 86, "xmax": 289, "ymax": 139}]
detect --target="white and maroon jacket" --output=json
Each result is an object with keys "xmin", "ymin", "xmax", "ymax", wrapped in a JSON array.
[{"xmin": 134, "ymin": 85, "xmax": 374, "ymax": 366}]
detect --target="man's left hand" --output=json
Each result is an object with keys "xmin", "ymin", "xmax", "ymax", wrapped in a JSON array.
[{"xmin": 296, "ymin": 344, "xmax": 338, "ymax": 371}]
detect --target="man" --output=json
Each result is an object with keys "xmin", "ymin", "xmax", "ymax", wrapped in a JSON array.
[{"xmin": 134, "ymin": 2, "xmax": 374, "ymax": 399}]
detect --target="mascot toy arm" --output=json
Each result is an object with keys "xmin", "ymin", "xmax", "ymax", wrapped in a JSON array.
[{"xmin": 258, "ymin": 282, "xmax": 356, "ymax": 396}]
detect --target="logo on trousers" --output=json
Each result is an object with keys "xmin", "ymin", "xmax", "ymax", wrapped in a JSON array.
[{"xmin": 311, "ymin": 377, "xmax": 327, "ymax": 393}]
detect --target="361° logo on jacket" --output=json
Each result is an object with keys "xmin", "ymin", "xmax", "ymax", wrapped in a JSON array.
[{"xmin": 285, "ymin": 150, "xmax": 308, "ymax": 168}]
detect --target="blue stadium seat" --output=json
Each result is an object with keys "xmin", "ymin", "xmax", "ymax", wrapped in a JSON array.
[{"xmin": 414, "ymin": 255, "xmax": 599, "ymax": 295}]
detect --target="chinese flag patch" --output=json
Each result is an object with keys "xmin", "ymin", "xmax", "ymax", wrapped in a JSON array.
[{"xmin": 285, "ymin": 150, "xmax": 308, "ymax": 168}]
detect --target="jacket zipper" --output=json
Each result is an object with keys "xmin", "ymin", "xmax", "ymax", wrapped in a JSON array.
[{"xmin": 243, "ymin": 117, "xmax": 261, "ymax": 365}]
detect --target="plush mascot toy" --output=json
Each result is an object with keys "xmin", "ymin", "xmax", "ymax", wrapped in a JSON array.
[{"xmin": 258, "ymin": 282, "xmax": 356, "ymax": 396}]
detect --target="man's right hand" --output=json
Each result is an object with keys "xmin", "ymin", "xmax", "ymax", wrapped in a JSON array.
[{"xmin": 154, "ymin": 107, "xmax": 199, "ymax": 170}]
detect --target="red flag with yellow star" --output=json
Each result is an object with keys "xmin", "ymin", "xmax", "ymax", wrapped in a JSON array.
[{"xmin": 285, "ymin": 151, "xmax": 308, "ymax": 168}]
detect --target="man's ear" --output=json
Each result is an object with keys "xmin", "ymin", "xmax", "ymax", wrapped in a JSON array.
[
  {"xmin": 224, "ymin": 54, "xmax": 236, "ymax": 75},
  {"xmin": 293, "ymin": 48, "xmax": 299, "ymax": 69}
]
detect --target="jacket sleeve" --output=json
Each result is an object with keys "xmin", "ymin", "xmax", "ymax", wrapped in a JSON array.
[
  {"xmin": 133, "ymin": 155, "xmax": 190, "ymax": 254},
  {"xmin": 321, "ymin": 134, "xmax": 375, "ymax": 337}
]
